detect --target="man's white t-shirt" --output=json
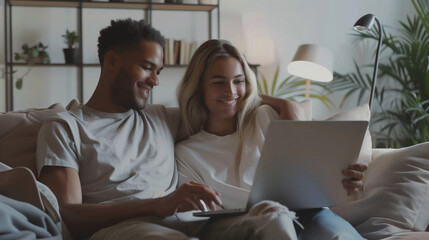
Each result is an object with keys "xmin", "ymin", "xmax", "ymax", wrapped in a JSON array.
[
  {"xmin": 175, "ymin": 105, "xmax": 279, "ymax": 209},
  {"xmin": 36, "ymin": 104, "xmax": 179, "ymax": 204}
]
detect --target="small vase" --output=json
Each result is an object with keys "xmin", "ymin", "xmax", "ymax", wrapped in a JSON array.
[{"xmin": 198, "ymin": 0, "xmax": 216, "ymax": 4}]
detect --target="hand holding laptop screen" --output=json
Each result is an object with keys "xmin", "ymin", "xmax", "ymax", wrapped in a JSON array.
[
  {"xmin": 194, "ymin": 120, "xmax": 368, "ymax": 217},
  {"xmin": 247, "ymin": 120, "xmax": 368, "ymax": 210}
]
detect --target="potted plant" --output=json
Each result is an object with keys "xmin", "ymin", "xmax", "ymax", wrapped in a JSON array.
[
  {"xmin": 13, "ymin": 42, "xmax": 51, "ymax": 89},
  {"xmin": 14, "ymin": 42, "xmax": 50, "ymax": 64},
  {"xmin": 62, "ymin": 29, "xmax": 79, "ymax": 64}
]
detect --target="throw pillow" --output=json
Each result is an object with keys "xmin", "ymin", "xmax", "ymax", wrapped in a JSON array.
[
  {"xmin": 0, "ymin": 103, "xmax": 67, "ymax": 175},
  {"xmin": 296, "ymin": 99, "xmax": 312, "ymax": 120},
  {"xmin": 333, "ymin": 142, "xmax": 429, "ymax": 239}
]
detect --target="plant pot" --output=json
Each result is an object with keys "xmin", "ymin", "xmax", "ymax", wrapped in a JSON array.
[
  {"xmin": 63, "ymin": 48, "xmax": 79, "ymax": 64},
  {"xmin": 26, "ymin": 57, "xmax": 44, "ymax": 64}
]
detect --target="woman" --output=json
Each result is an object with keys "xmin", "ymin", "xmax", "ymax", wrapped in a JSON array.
[{"xmin": 175, "ymin": 39, "xmax": 366, "ymax": 240}]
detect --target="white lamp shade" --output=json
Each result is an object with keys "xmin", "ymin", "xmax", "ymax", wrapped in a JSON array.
[{"xmin": 287, "ymin": 44, "xmax": 333, "ymax": 82}]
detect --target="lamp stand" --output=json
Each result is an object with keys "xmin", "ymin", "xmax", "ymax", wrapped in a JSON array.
[
  {"xmin": 305, "ymin": 79, "xmax": 311, "ymax": 99},
  {"xmin": 369, "ymin": 18, "xmax": 383, "ymax": 110}
]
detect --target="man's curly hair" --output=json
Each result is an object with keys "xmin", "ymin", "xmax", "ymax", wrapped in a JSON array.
[{"xmin": 97, "ymin": 18, "xmax": 165, "ymax": 65}]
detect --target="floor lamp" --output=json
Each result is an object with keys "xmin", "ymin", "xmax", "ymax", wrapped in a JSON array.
[
  {"xmin": 353, "ymin": 13, "xmax": 383, "ymax": 110},
  {"xmin": 287, "ymin": 44, "xmax": 333, "ymax": 99}
]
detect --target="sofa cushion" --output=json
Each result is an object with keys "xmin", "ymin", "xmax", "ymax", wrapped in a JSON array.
[
  {"xmin": 333, "ymin": 141, "xmax": 429, "ymax": 239},
  {"xmin": 324, "ymin": 104, "xmax": 372, "ymax": 164},
  {"xmin": 0, "ymin": 103, "xmax": 67, "ymax": 175}
]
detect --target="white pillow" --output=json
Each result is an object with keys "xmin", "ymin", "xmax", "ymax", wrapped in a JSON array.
[
  {"xmin": 333, "ymin": 142, "xmax": 429, "ymax": 239},
  {"xmin": 296, "ymin": 99, "xmax": 312, "ymax": 120},
  {"xmin": 324, "ymin": 104, "xmax": 372, "ymax": 164}
]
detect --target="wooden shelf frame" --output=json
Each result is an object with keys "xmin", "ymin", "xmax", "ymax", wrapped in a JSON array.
[
  {"xmin": 7, "ymin": 0, "xmax": 217, "ymax": 11},
  {"xmin": 4, "ymin": 0, "xmax": 220, "ymax": 111}
]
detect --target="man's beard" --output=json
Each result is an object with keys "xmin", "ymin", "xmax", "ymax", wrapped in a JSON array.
[{"xmin": 110, "ymin": 67, "xmax": 147, "ymax": 110}]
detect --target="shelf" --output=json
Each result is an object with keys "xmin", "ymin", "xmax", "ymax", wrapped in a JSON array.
[
  {"xmin": 8, "ymin": 62, "xmax": 189, "ymax": 68},
  {"xmin": 5, "ymin": 0, "xmax": 219, "ymax": 111},
  {"xmin": 8, "ymin": 0, "xmax": 79, "ymax": 8},
  {"xmin": 151, "ymin": 3, "xmax": 217, "ymax": 11},
  {"xmin": 9, "ymin": 62, "xmax": 80, "ymax": 67},
  {"xmin": 8, "ymin": 0, "xmax": 217, "ymax": 11}
]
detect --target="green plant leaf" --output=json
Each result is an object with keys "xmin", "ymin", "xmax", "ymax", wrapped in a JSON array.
[
  {"xmin": 271, "ymin": 66, "xmax": 279, "ymax": 95},
  {"xmin": 15, "ymin": 78, "xmax": 23, "ymax": 89},
  {"xmin": 262, "ymin": 74, "xmax": 269, "ymax": 95}
]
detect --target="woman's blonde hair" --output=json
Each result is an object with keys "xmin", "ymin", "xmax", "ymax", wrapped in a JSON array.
[{"xmin": 177, "ymin": 39, "xmax": 261, "ymax": 172}]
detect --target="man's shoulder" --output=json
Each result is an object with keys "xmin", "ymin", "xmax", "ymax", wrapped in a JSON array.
[{"xmin": 43, "ymin": 105, "xmax": 83, "ymax": 127}]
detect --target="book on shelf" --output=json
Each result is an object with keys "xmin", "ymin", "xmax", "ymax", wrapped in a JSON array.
[
  {"xmin": 168, "ymin": 38, "xmax": 174, "ymax": 65},
  {"xmin": 179, "ymin": 39, "xmax": 187, "ymax": 65},
  {"xmin": 164, "ymin": 38, "xmax": 199, "ymax": 65},
  {"xmin": 188, "ymin": 41, "xmax": 198, "ymax": 64},
  {"xmin": 164, "ymin": 38, "xmax": 170, "ymax": 65},
  {"xmin": 173, "ymin": 40, "xmax": 180, "ymax": 65}
]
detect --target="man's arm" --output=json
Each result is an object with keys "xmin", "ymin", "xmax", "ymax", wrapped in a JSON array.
[{"xmin": 39, "ymin": 166, "xmax": 221, "ymax": 238}]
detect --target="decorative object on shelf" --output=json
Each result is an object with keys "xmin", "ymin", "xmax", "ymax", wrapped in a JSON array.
[
  {"xmin": 287, "ymin": 44, "xmax": 333, "ymax": 99},
  {"xmin": 13, "ymin": 43, "xmax": 51, "ymax": 90},
  {"xmin": 353, "ymin": 14, "xmax": 383, "ymax": 110},
  {"xmin": 182, "ymin": 0, "xmax": 197, "ymax": 4},
  {"xmin": 198, "ymin": 0, "xmax": 216, "ymax": 4},
  {"xmin": 62, "ymin": 29, "xmax": 80, "ymax": 64}
]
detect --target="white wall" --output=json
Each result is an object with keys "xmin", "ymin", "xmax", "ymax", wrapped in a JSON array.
[{"xmin": 0, "ymin": 0, "xmax": 415, "ymax": 116}]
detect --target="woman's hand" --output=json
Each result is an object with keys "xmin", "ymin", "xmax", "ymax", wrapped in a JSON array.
[{"xmin": 342, "ymin": 163, "xmax": 368, "ymax": 195}]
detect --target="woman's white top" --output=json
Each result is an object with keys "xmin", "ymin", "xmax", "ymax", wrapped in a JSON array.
[{"xmin": 175, "ymin": 105, "xmax": 279, "ymax": 209}]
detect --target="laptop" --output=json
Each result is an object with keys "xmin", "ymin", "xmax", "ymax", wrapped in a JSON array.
[{"xmin": 193, "ymin": 120, "xmax": 368, "ymax": 217}]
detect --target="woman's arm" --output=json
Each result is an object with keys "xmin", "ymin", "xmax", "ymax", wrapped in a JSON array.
[{"xmin": 260, "ymin": 94, "xmax": 302, "ymax": 120}]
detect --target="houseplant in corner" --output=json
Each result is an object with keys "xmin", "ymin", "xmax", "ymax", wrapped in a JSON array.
[
  {"xmin": 13, "ymin": 42, "xmax": 51, "ymax": 89},
  {"xmin": 62, "ymin": 29, "xmax": 79, "ymax": 64}
]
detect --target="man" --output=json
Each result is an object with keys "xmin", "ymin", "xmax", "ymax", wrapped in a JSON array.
[{"xmin": 36, "ymin": 19, "xmax": 221, "ymax": 239}]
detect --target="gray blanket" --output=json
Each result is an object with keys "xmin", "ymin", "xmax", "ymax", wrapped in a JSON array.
[{"xmin": 0, "ymin": 194, "xmax": 62, "ymax": 240}]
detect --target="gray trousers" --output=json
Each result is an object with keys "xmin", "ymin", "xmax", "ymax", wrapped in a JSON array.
[{"xmin": 90, "ymin": 201, "xmax": 298, "ymax": 240}]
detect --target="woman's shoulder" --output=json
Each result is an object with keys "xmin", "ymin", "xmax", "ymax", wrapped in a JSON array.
[{"xmin": 175, "ymin": 130, "xmax": 206, "ymax": 150}]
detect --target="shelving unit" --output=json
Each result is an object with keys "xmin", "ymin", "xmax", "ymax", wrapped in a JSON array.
[{"xmin": 4, "ymin": 0, "xmax": 219, "ymax": 111}]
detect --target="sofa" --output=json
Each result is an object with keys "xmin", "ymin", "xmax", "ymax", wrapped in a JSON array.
[{"xmin": 0, "ymin": 100, "xmax": 428, "ymax": 239}]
